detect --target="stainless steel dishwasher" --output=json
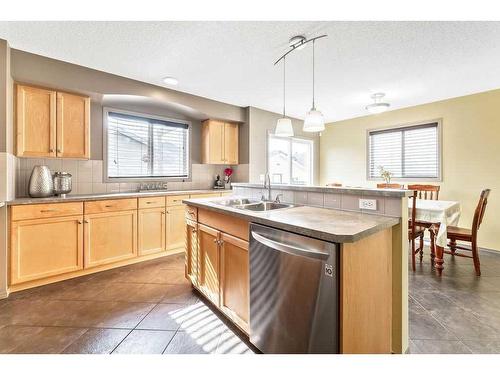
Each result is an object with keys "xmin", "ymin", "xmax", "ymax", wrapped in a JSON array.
[{"xmin": 249, "ymin": 223, "xmax": 339, "ymax": 354}]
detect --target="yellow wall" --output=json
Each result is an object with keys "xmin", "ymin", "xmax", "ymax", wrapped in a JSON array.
[{"xmin": 320, "ymin": 89, "xmax": 500, "ymax": 251}]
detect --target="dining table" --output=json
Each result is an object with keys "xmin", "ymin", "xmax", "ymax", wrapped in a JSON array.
[{"xmin": 408, "ymin": 199, "xmax": 461, "ymax": 275}]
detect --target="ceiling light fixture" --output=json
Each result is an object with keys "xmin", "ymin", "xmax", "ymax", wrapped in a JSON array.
[
  {"xmin": 366, "ymin": 93, "xmax": 390, "ymax": 114},
  {"xmin": 163, "ymin": 76, "xmax": 179, "ymax": 86},
  {"xmin": 275, "ymin": 56, "xmax": 294, "ymax": 137},
  {"xmin": 289, "ymin": 35, "xmax": 306, "ymax": 50},
  {"xmin": 303, "ymin": 39, "xmax": 325, "ymax": 132}
]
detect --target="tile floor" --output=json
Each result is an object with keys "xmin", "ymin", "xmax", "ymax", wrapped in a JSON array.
[
  {"xmin": 1, "ymin": 248, "xmax": 500, "ymax": 354},
  {"xmin": 0, "ymin": 253, "xmax": 254, "ymax": 354}
]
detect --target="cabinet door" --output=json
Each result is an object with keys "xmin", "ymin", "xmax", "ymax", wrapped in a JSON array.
[
  {"xmin": 84, "ymin": 210, "xmax": 137, "ymax": 268},
  {"xmin": 138, "ymin": 207, "xmax": 166, "ymax": 256},
  {"xmin": 202, "ymin": 120, "xmax": 225, "ymax": 164},
  {"xmin": 16, "ymin": 85, "xmax": 56, "ymax": 157},
  {"xmin": 10, "ymin": 215, "xmax": 83, "ymax": 285},
  {"xmin": 56, "ymin": 92, "xmax": 90, "ymax": 158},
  {"xmin": 185, "ymin": 219, "xmax": 198, "ymax": 286},
  {"xmin": 198, "ymin": 224, "xmax": 220, "ymax": 306},
  {"xmin": 166, "ymin": 205, "xmax": 187, "ymax": 252},
  {"xmin": 223, "ymin": 122, "xmax": 239, "ymax": 165},
  {"xmin": 219, "ymin": 233, "xmax": 249, "ymax": 333}
]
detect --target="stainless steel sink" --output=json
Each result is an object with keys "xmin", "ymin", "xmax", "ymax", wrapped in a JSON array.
[
  {"xmin": 234, "ymin": 201, "xmax": 294, "ymax": 211},
  {"xmin": 214, "ymin": 198, "xmax": 294, "ymax": 211},
  {"xmin": 214, "ymin": 198, "xmax": 260, "ymax": 207}
]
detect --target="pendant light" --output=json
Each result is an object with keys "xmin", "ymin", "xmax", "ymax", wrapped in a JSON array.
[
  {"xmin": 303, "ymin": 40, "xmax": 325, "ymax": 132},
  {"xmin": 275, "ymin": 55, "xmax": 294, "ymax": 137},
  {"xmin": 366, "ymin": 93, "xmax": 390, "ymax": 114}
]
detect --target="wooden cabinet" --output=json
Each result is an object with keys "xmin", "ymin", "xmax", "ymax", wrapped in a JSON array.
[
  {"xmin": 10, "ymin": 215, "xmax": 83, "ymax": 285},
  {"xmin": 16, "ymin": 85, "xmax": 56, "ymax": 158},
  {"xmin": 166, "ymin": 205, "xmax": 186, "ymax": 252},
  {"xmin": 219, "ymin": 232, "xmax": 250, "ymax": 333},
  {"xmin": 84, "ymin": 210, "xmax": 137, "ymax": 268},
  {"xmin": 138, "ymin": 207, "xmax": 166, "ymax": 256},
  {"xmin": 16, "ymin": 83, "xmax": 90, "ymax": 159},
  {"xmin": 56, "ymin": 92, "xmax": 90, "ymax": 158},
  {"xmin": 186, "ymin": 205, "xmax": 250, "ymax": 334},
  {"xmin": 197, "ymin": 223, "xmax": 221, "ymax": 306},
  {"xmin": 201, "ymin": 119, "xmax": 239, "ymax": 165},
  {"xmin": 185, "ymin": 219, "xmax": 199, "ymax": 287}
]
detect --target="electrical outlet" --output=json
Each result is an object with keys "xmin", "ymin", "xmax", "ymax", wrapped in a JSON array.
[{"xmin": 359, "ymin": 198, "xmax": 377, "ymax": 210}]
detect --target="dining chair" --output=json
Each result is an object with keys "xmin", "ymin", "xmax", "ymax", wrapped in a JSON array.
[
  {"xmin": 377, "ymin": 183, "xmax": 405, "ymax": 189},
  {"xmin": 407, "ymin": 184, "xmax": 440, "ymax": 200},
  {"xmin": 445, "ymin": 189, "xmax": 491, "ymax": 276},
  {"xmin": 409, "ymin": 191, "xmax": 425, "ymax": 271}
]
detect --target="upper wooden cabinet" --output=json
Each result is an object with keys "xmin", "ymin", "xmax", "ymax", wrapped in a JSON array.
[
  {"xmin": 16, "ymin": 84, "xmax": 90, "ymax": 159},
  {"xmin": 201, "ymin": 119, "xmax": 239, "ymax": 165},
  {"xmin": 56, "ymin": 91, "xmax": 90, "ymax": 158}
]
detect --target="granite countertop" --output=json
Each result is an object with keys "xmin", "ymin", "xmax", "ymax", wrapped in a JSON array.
[
  {"xmin": 7, "ymin": 189, "xmax": 229, "ymax": 206},
  {"xmin": 231, "ymin": 182, "xmax": 411, "ymax": 198},
  {"xmin": 183, "ymin": 196, "xmax": 400, "ymax": 243}
]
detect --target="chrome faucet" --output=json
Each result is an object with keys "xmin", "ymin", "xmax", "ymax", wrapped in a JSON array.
[
  {"xmin": 262, "ymin": 173, "xmax": 272, "ymax": 201},
  {"xmin": 275, "ymin": 193, "xmax": 283, "ymax": 203}
]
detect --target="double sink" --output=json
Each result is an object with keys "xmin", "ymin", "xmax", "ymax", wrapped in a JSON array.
[{"xmin": 215, "ymin": 198, "xmax": 294, "ymax": 212}]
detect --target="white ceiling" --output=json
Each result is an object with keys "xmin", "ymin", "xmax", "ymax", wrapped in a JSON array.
[{"xmin": 2, "ymin": 21, "xmax": 500, "ymax": 122}]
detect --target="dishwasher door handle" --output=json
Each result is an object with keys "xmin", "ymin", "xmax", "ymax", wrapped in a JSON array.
[{"xmin": 251, "ymin": 231, "xmax": 330, "ymax": 260}]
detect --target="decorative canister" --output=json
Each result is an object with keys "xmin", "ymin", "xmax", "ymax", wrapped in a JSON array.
[
  {"xmin": 53, "ymin": 172, "xmax": 72, "ymax": 197},
  {"xmin": 28, "ymin": 165, "xmax": 54, "ymax": 198}
]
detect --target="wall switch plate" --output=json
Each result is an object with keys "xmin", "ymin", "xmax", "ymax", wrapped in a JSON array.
[{"xmin": 359, "ymin": 198, "xmax": 377, "ymax": 210}]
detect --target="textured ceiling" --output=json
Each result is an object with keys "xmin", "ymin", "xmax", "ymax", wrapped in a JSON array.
[{"xmin": 1, "ymin": 21, "xmax": 500, "ymax": 122}]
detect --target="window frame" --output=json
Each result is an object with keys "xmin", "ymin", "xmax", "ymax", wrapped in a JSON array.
[
  {"xmin": 267, "ymin": 132, "xmax": 314, "ymax": 186},
  {"xmin": 103, "ymin": 107, "xmax": 192, "ymax": 183},
  {"xmin": 366, "ymin": 118, "xmax": 443, "ymax": 182}
]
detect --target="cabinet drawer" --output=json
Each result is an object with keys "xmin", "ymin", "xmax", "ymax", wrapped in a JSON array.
[
  {"xmin": 185, "ymin": 206, "xmax": 198, "ymax": 221},
  {"xmin": 166, "ymin": 195, "xmax": 189, "ymax": 207},
  {"xmin": 10, "ymin": 202, "xmax": 83, "ymax": 221},
  {"xmin": 85, "ymin": 198, "xmax": 138, "ymax": 214},
  {"xmin": 138, "ymin": 196, "xmax": 166, "ymax": 209}
]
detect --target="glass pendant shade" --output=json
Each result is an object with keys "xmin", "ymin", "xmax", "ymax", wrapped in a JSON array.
[
  {"xmin": 366, "ymin": 102, "xmax": 390, "ymax": 114},
  {"xmin": 275, "ymin": 117, "xmax": 294, "ymax": 137},
  {"xmin": 303, "ymin": 108, "xmax": 325, "ymax": 132}
]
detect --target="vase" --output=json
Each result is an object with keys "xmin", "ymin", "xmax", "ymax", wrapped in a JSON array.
[{"xmin": 28, "ymin": 165, "xmax": 54, "ymax": 198}]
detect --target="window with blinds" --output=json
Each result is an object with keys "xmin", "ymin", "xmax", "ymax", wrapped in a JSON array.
[
  {"xmin": 367, "ymin": 121, "xmax": 440, "ymax": 180},
  {"xmin": 105, "ymin": 110, "xmax": 190, "ymax": 180}
]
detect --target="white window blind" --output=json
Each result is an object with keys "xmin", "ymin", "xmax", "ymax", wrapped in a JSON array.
[
  {"xmin": 368, "ymin": 122, "xmax": 440, "ymax": 179},
  {"xmin": 106, "ymin": 111, "xmax": 189, "ymax": 179}
]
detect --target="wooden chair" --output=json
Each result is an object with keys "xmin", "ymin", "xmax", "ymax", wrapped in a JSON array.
[
  {"xmin": 445, "ymin": 189, "xmax": 491, "ymax": 276},
  {"xmin": 377, "ymin": 183, "xmax": 405, "ymax": 189},
  {"xmin": 407, "ymin": 184, "xmax": 440, "ymax": 200},
  {"xmin": 409, "ymin": 191, "xmax": 425, "ymax": 271}
]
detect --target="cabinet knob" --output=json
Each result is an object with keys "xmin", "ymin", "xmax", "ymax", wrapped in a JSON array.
[
  {"xmin": 49, "ymin": 148, "xmax": 54, "ymax": 153},
  {"xmin": 191, "ymin": 228, "xmax": 196, "ymax": 233},
  {"xmin": 77, "ymin": 220, "xmax": 83, "ymax": 224},
  {"xmin": 84, "ymin": 220, "xmax": 89, "ymax": 224}
]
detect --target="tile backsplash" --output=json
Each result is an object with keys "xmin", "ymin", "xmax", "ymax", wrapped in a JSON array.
[{"xmin": 15, "ymin": 158, "xmax": 237, "ymax": 197}]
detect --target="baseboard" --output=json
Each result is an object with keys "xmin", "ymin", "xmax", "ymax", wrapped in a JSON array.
[
  {"xmin": 0, "ymin": 289, "xmax": 8, "ymax": 299},
  {"xmin": 421, "ymin": 238, "xmax": 499, "ymax": 254}
]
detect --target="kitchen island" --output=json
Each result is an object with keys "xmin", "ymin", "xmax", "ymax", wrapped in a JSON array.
[{"xmin": 183, "ymin": 195, "xmax": 403, "ymax": 354}]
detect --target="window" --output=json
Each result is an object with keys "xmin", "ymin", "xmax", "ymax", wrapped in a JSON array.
[
  {"xmin": 268, "ymin": 134, "xmax": 313, "ymax": 185},
  {"xmin": 104, "ymin": 109, "xmax": 190, "ymax": 181},
  {"xmin": 367, "ymin": 121, "xmax": 441, "ymax": 180}
]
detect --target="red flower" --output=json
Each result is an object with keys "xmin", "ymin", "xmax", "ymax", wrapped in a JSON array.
[{"xmin": 224, "ymin": 167, "xmax": 233, "ymax": 177}]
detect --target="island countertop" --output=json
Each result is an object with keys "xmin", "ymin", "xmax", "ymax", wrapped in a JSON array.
[{"xmin": 183, "ymin": 196, "xmax": 400, "ymax": 243}]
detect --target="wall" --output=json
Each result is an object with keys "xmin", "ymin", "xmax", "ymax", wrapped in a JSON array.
[
  {"xmin": 320, "ymin": 89, "xmax": 500, "ymax": 251},
  {"xmin": 247, "ymin": 106, "xmax": 320, "ymax": 185}
]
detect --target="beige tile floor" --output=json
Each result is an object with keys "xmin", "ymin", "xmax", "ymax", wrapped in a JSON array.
[
  {"xmin": 2, "ymin": 247, "xmax": 500, "ymax": 354},
  {"xmin": 0, "ymin": 254, "xmax": 254, "ymax": 354}
]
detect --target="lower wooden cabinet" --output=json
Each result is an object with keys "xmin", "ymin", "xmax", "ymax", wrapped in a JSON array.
[
  {"xmin": 138, "ymin": 207, "xmax": 166, "ymax": 256},
  {"xmin": 166, "ymin": 205, "xmax": 186, "ymax": 252},
  {"xmin": 84, "ymin": 210, "xmax": 137, "ymax": 268},
  {"xmin": 186, "ymin": 206, "xmax": 250, "ymax": 334},
  {"xmin": 219, "ymin": 232, "xmax": 250, "ymax": 332},
  {"xmin": 10, "ymin": 215, "xmax": 84, "ymax": 285},
  {"xmin": 198, "ymin": 223, "xmax": 221, "ymax": 307},
  {"xmin": 185, "ymin": 219, "xmax": 198, "ymax": 286}
]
